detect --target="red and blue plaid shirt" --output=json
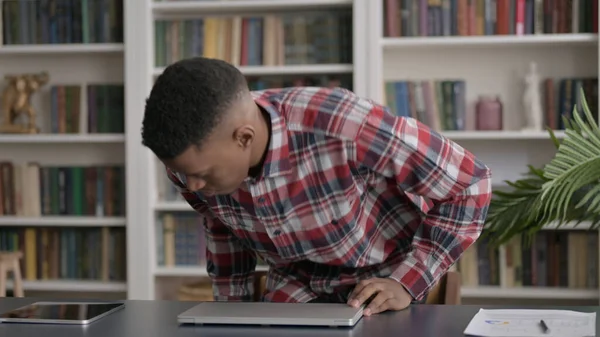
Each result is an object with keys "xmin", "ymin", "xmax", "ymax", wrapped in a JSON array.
[{"xmin": 167, "ymin": 86, "xmax": 492, "ymax": 303}]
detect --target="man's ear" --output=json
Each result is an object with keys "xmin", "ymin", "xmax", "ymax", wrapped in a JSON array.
[{"xmin": 234, "ymin": 125, "xmax": 255, "ymax": 149}]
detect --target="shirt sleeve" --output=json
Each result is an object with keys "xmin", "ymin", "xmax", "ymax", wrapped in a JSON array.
[
  {"xmin": 354, "ymin": 104, "xmax": 492, "ymax": 301},
  {"xmin": 165, "ymin": 168, "xmax": 257, "ymax": 302}
]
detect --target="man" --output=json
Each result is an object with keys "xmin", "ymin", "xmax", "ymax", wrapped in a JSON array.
[{"xmin": 141, "ymin": 57, "xmax": 492, "ymax": 316}]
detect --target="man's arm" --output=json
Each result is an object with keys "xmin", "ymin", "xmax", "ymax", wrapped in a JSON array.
[
  {"xmin": 165, "ymin": 168, "xmax": 257, "ymax": 301},
  {"xmin": 354, "ymin": 104, "xmax": 492, "ymax": 302}
]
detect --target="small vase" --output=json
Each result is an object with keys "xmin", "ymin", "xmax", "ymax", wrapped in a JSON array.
[{"xmin": 476, "ymin": 96, "xmax": 503, "ymax": 131}]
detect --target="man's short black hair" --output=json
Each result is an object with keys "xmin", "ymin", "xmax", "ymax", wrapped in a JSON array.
[{"xmin": 141, "ymin": 57, "xmax": 248, "ymax": 159}]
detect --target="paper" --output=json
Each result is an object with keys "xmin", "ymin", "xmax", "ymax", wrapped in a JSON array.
[{"xmin": 463, "ymin": 309, "xmax": 597, "ymax": 337}]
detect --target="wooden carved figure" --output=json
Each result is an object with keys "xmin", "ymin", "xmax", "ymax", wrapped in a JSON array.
[{"xmin": 0, "ymin": 71, "xmax": 49, "ymax": 134}]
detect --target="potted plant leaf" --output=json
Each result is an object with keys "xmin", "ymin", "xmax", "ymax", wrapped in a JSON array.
[{"xmin": 483, "ymin": 89, "xmax": 600, "ymax": 247}]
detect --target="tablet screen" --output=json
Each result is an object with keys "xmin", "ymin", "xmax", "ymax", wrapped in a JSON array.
[{"xmin": 0, "ymin": 302, "xmax": 124, "ymax": 322}]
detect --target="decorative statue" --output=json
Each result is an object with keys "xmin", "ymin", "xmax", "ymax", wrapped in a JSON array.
[
  {"xmin": 521, "ymin": 62, "xmax": 544, "ymax": 132},
  {"xmin": 0, "ymin": 72, "xmax": 49, "ymax": 134}
]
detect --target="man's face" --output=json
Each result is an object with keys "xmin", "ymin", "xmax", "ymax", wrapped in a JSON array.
[{"xmin": 162, "ymin": 103, "xmax": 256, "ymax": 197}]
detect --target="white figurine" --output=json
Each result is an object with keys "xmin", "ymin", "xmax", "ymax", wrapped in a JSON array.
[{"xmin": 521, "ymin": 62, "xmax": 544, "ymax": 131}]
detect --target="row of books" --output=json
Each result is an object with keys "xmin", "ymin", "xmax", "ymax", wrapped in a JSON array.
[
  {"xmin": 50, "ymin": 84, "xmax": 124, "ymax": 134},
  {"xmin": 3, "ymin": 0, "xmax": 597, "ymax": 46},
  {"xmin": 543, "ymin": 77, "xmax": 599, "ymax": 130},
  {"xmin": 156, "ymin": 212, "xmax": 266, "ymax": 268},
  {"xmin": 384, "ymin": 80, "xmax": 467, "ymax": 132},
  {"xmin": 459, "ymin": 231, "xmax": 599, "ymax": 289},
  {"xmin": 0, "ymin": 226, "xmax": 126, "ymax": 282},
  {"xmin": 247, "ymin": 75, "xmax": 353, "ymax": 92},
  {"xmin": 383, "ymin": 0, "xmax": 598, "ymax": 37},
  {"xmin": 383, "ymin": 77, "xmax": 599, "ymax": 133},
  {"xmin": 159, "ymin": 209, "xmax": 599, "ymax": 292},
  {"xmin": 154, "ymin": 11, "xmax": 353, "ymax": 67},
  {"xmin": 0, "ymin": 162, "xmax": 125, "ymax": 217},
  {"xmin": 157, "ymin": 213, "xmax": 206, "ymax": 267},
  {"xmin": 44, "ymin": 77, "xmax": 600, "ymax": 136},
  {"xmin": 1, "ymin": 0, "xmax": 124, "ymax": 45}
]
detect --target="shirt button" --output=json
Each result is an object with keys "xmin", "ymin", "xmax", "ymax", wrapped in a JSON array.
[
  {"xmin": 273, "ymin": 230, "xmax": 281, "ymax": 235},
  {"xmin": 258, "ymin": 197, "xmax": 266, "ymax": 203}
]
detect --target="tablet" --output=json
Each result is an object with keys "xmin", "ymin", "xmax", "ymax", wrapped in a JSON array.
[{"xmin": 0, "ymin": 301, "xmax": 125, "ymax": 325}]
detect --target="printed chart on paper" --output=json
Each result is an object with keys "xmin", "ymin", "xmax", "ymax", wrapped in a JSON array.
[{"xmin": 463, "ymin": 309, "xmax": 596, "ymax": 337}]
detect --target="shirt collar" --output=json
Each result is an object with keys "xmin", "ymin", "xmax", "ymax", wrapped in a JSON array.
[{"xmin": 248, "ymin": 91, "xmax": 293, "ymax": 181}]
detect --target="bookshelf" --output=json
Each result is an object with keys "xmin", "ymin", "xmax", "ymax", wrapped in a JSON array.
[
  {"xmin": 0, "ymin": 0, "xmax": 128, "ymax": 297},
  {"xmin": 7, "ymin": 0, "xmax": 593, "ymax": 303},
  {"xmin": 366, "ymin": 0, "xmax": 600, "ymax": 304},
  {"xmin": 124, "ymin": 0, "xmax": 371, "ymax": 300}
]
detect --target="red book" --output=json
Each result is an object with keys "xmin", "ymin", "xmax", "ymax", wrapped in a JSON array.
[
  {"xmin": 515, "ymin": 0, "xmax": 526, "ymax": 35},
  {"xmin": 385, "ymin": 0, "xmax": 400, "ymax": 37},
  {"xmin": 496, "ymin": 0, "xmax": 510, "ymax": 34}
]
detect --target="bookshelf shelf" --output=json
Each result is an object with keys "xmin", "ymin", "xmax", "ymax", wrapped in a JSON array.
[
  {"xmin": 7, "ymin": 280, "xmax": 127, "ymax": 292},
  {"xmin": 461, "ymin": 286, "xmax": 599, "ymax": 300},
  {"xmin": 152, "ymin": 64, "xmax": 354, "ymax": 77},
  {"xmin": 152, "ymin": 0, "xmax": 353, "ymax": 16},
  {"xmin": 155, "ymin": 265, "xmax": 269, "ymax": 277},
  {"xmin": 154, "ymin": 202, "xmax": 191, "ymax": 212},
  {"xmin": 381, "ymin": 34, "xmax": 598, "ymax": 49},
  {"xmin": 0, "ymin": 134, "xmax": 125, "ymax": 144},
  {"xmin": 0, "ymin": 44, "xmax": 125, "ymax": 55},
  {"xmin": 0, "ymin": 216, "xmax": 127, "ymax": 227},
  {"xmin": 542, "ymin": 221, "xmax": 595, "ymax": 230}
]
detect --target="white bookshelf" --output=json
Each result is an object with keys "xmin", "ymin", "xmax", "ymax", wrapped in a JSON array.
[
  {"xmin": 124, "ymin": 0, "xmax": 370, "ymax": 300},
  {"xmin": 8, "ymin": 0, "xmax": 592, "ymax": 302},
  {"xmin": 126, "ymin": 0, "xmax": 600, "ymax": 303},
  {"xmin": 0, "ymin": 0, "xmax": 128, "ymax": 296},
  {"xmin": 365, "ymin": 1, "xmax": 600, "ymax": 303}
]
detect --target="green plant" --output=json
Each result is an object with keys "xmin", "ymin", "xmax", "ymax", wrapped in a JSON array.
[{"xmin": 483, "ymin": 90, "xmax": 600, "ymax": 247}]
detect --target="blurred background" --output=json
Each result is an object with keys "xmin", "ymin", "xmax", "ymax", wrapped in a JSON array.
[{"xmin": 0, "ymin": 0, "xmax": 598, "ymax": 308}]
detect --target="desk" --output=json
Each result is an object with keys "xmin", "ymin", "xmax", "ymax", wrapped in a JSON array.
[{"xmin": 0, "ymin": 298, "xmax": 598, "ymax": 337}]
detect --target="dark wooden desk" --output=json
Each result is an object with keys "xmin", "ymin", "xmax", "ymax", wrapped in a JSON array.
[{"xmin": 0, "ymin": 297, "xmax": 598, "ymax": 337}]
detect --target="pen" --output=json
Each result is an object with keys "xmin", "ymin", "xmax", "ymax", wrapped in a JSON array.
[{"xmin": 539, "ymin": 319, "xmax": 550, "ymax": 334}]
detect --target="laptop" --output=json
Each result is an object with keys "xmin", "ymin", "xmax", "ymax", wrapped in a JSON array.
[{"xmin": 177, "ymin": 302, "xmax": 364, "ymax": 327}]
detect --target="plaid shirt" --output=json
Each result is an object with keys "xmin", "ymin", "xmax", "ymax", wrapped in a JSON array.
[{"xmin": 167, "ymin": 86, "xmax": 492, "ymax": 303}]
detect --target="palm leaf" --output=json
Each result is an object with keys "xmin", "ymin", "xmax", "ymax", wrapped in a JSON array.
[
  {"xmin": 482, "ymin": 165, "xmax": 548, "ymax": 247},
  {"xmin": 483, "ymin": 88, "xmax": 600, "ymax": 247},
  {"xmin": 536, "ymin": 89, "xmax": 600, "ymax": 227}
]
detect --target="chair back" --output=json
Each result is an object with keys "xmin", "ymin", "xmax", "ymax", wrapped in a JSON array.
[
  {"xmin": 254, "ymin": 270, "xmax": 268, "ymax": 302},
  {"xmin": 424, "ymin": 271, "xmax": 461, "ymax": 305}
]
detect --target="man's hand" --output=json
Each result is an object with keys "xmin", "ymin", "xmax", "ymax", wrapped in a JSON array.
[{"xmin": 347, "ymin": 278, "xmax": 413, "ymax": 316}]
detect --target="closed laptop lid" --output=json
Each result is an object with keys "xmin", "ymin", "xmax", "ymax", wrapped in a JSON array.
[{"xmin": 178, "ymin": 302, "xmax": 364, "ymax": 327}]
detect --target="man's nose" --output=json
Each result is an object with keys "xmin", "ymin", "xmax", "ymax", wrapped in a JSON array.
[{"xmin": 187, "ymin": 177, "xmax": 207, "ymax": 191}]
